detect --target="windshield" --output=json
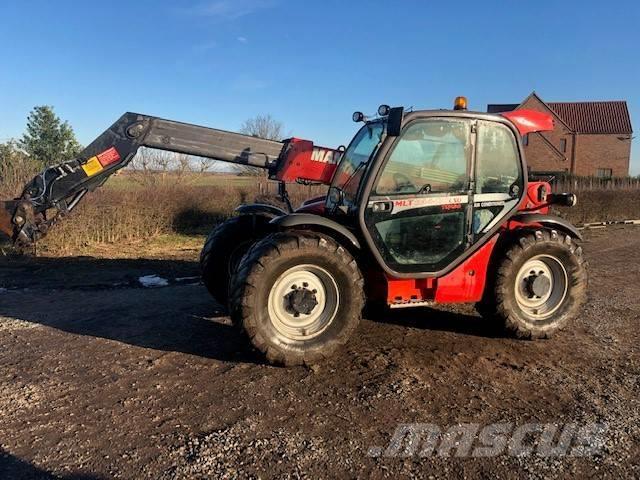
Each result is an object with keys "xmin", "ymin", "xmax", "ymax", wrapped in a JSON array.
[{"xmin": 330, "ymin": 121, "xmax": 385, "ymax": 206}]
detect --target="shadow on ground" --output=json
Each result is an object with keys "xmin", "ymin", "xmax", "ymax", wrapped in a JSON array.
[
  {"xmin": 367, "ymin": 304, "xmax": 507, "ymax": 339},
  {"xmin": 1, "ymin": 256, "xmax": 503, "ymax": 366},
  {"xmin": 0, "ymin": 255, "xmax": 199, "ymax": 290},
  {"xmin": 0, "ymin": 449, "xmax": 103, "ymax": 480},
  {"xmin": 0, "ymin": 255, "xmax": 266, "ymax": 365}
]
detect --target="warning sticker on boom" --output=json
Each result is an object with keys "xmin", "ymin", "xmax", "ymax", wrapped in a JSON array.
[
  {"xmin": 97, "ymin": 147, "xmax": 121, "ymax": 167},
  {"xmin": 81, "ymin": 157, "xmax": 103, "ymax": 177}
]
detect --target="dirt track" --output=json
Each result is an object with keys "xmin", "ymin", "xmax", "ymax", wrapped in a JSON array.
[{"xmin": 1, "ymin": 227, "xmax": 639, "ymax": 479}]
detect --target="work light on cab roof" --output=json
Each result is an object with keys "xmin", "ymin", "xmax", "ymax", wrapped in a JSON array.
[
  {"xmin": 377, "ymin": 104, "xmax": 391, "ymax": 116},
  {"xmin": 352, "ymin": 111, "xmax": 365, "ymax": 123}
]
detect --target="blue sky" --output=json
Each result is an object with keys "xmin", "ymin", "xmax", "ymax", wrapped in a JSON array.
[{"xmin": 1, "ymin": 0, "xmax": 638, "ymax": 173}]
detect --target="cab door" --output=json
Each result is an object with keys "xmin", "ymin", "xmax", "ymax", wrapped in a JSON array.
[
  {"xmin": 471, "ymin": 120, "xmax": 524, "ymax": 241},
  {"xmin": 362, "ymin": 118, "xmax": 473, "ymax": 274}
]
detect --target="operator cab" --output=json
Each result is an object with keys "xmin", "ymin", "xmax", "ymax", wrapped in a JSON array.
[{"xmin": 327, "ymin": 97, "xmax": 526, "ymax": 277}]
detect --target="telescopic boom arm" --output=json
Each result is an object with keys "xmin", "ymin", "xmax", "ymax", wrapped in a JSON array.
[{"xmin": 0, "ymin": 113, "xmax": 341, "ymax": 247}]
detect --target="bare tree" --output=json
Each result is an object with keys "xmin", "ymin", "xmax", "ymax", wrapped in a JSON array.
[
  {"xmin": 195, "ymin": 156, "xmax": 216, "ymax": 174},
  {"xmin": 239, "ymin": 114, "xmax": 285, "ymax": 141},
  {"xmin": 238, "ymin": 114, "xmax": 285, "ymax": 176},
  {"xmin": 129, "ymin": 148, "xmax": 194, "ymax": 187}
]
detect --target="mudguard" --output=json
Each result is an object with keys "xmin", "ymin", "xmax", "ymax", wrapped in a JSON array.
[
  {"xmin": 235, "ymin": 203, "xmax": 288, "ymax": 219},
  {"xmin": 511, "ymin": 213, "xmax": 582, "ymax": 241},
  {"xmin": 269, "ymin": 213, "xmax": 361, "ymax": 249}
]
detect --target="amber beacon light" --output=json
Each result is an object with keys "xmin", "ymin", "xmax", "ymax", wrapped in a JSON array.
[{"xmin": 453, "ymin": 96, "xmax": 468, "ymax": 110}]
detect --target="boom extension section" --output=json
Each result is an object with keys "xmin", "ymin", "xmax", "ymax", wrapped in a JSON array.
[{"xmin": 1, "ymin": 113, "xmax": 341, "ymax": 246}]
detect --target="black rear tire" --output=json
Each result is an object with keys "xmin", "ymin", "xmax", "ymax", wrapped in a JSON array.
[
  {"xmin": 230, "ymin": 231, "xmax": 364, "ymax": 366},
  {"xmin": 200, "ymin": 215, "xmax": 269, "ymax": 307},
  {"xmin": 477, "ymin": 229, "xmax": 588, "ymax": 339}
]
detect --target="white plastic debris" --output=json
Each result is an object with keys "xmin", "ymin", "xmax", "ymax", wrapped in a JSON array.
[{"xmin": 138, "ymin": 275, "xmax": 169, "ymax": 288}]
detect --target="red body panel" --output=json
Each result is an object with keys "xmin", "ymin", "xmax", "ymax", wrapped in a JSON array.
[
  {"xmin": 386, "ymin": 277, "xmax": 435, "ymax": 305},
  {"xmin": 385, "ymin": 235, "xmax": 499, "ymax": 305},
  {"xmin": 502, "ymin": 109, "xmax": 554, "ymax": 135},
  {"xmin": 434, "ymin": 236, "xmax": 498, "ymax": 303},
  {"xmin": 520, "ymin": 181, "xmax": 552, "ymax": 213},
  {"xmin": 271, "ymin": 138, "xmax": 341, "ymax": 184}
]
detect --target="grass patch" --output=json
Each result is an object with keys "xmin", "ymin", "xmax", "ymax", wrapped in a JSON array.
[
  {"xmin": 37, "ymin": 176, "xmax": 325, "ymax": 255},
  {"xmin": 39, "ymin": 233, "xmax": 206, "ymax": 259}
]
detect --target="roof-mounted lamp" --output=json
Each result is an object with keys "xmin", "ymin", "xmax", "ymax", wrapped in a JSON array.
[{"xmin": 453, "ymin": 96, "xmax": 468, "ymax": 111}]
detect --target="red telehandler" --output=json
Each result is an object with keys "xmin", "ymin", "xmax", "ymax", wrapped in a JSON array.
[{"xmin": 0, "ymin": 98, "xmax": 587, "ymax": 365}]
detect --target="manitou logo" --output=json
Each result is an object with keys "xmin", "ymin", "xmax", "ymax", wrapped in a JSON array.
[{"xmin": 310, "ymin": 148, "xmax": 339, "ymax": 164}]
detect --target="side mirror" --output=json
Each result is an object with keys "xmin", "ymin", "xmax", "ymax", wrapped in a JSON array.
[{"xmin": 387, "ymin": 107, "xmax": 404, "ymax": 137}]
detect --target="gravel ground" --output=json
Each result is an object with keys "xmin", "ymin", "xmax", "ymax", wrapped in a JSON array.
[{"xmin": 0, "ymin": 226, "xmax": 638, "ymax": 479}]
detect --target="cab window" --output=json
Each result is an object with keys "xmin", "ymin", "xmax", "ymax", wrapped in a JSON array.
[
  {"xmin": 375, "ymin": 119, "xmax": 470, "ymax": 196},
  {"xmin": 475, "ymin": 122, "xmax": 521, "ymax": 194},
  {"xmin": 473, "ymin": 121, "xmax": 522, "ymax": 235}
]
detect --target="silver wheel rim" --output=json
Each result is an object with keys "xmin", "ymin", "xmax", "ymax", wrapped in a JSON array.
[
  {"xmin": 514, "ymin": 254, "xmax": 568, "ymax": 320},
  {"xmin": 267, "ymin": 264, "xmax": 339, "ymax": 341}
]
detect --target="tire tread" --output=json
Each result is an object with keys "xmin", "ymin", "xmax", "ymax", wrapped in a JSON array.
[
  {"xmin": 477, "ymin": 229, "xmax": 588, "ymax": 339},
  {"xmin": 230, "ymin": 231, "xmax": 364, "ymax": 366}
]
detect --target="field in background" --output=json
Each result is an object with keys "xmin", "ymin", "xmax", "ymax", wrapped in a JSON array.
[
  {"xmin": 2, "ymin": 171, "xmax": 638, "ymax": 256},
  {"xmin": 37, "ymin": 173, "xmax": 326, "ymax": 255}
]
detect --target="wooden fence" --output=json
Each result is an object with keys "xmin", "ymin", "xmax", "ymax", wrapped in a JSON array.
[{"xmin": 531, "ymin": 174, "xmax": 640, "ymax": 192}]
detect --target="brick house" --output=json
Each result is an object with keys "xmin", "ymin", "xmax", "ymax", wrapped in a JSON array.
[{"xmin": 488, "ymin": 92, "xmax": 633, "ymax": 177}]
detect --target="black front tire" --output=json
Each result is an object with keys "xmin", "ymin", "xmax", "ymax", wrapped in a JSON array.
[
  {"xmin": 477, "ymin": 229, "xmax": 588, "ymax": 339},
  {"xmin": 200, "ymin": 215, "xmax": 269, "ymax": 307},
  {"xmin": 230, "ymin": 231, "xmax": 364, "ymax": 366}
]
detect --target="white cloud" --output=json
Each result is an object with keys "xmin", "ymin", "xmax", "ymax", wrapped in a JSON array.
[{"xmin": 237, "ymin": 36, "xmax": 248, "ymax": 44}]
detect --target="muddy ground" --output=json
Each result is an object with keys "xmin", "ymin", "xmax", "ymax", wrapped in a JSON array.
[{"xmin": 0, "ymin": 227, "xmax": 638, "ymax": 479}]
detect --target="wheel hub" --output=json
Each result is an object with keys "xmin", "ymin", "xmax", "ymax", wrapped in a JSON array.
[
  {"xmin": 284, "ymin": 285, "xmax": 318, "ymax": 316},
  {"xmin": 267, "ymin": 264, "xmax": 339, "ymax": 341},
  {"xmin": 514, "ymin": 255, "xmax": 569, "ymax": 320},
  {"xmin": 525, "ymin": 273, "xmax": 551, "ymax": 298}
]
